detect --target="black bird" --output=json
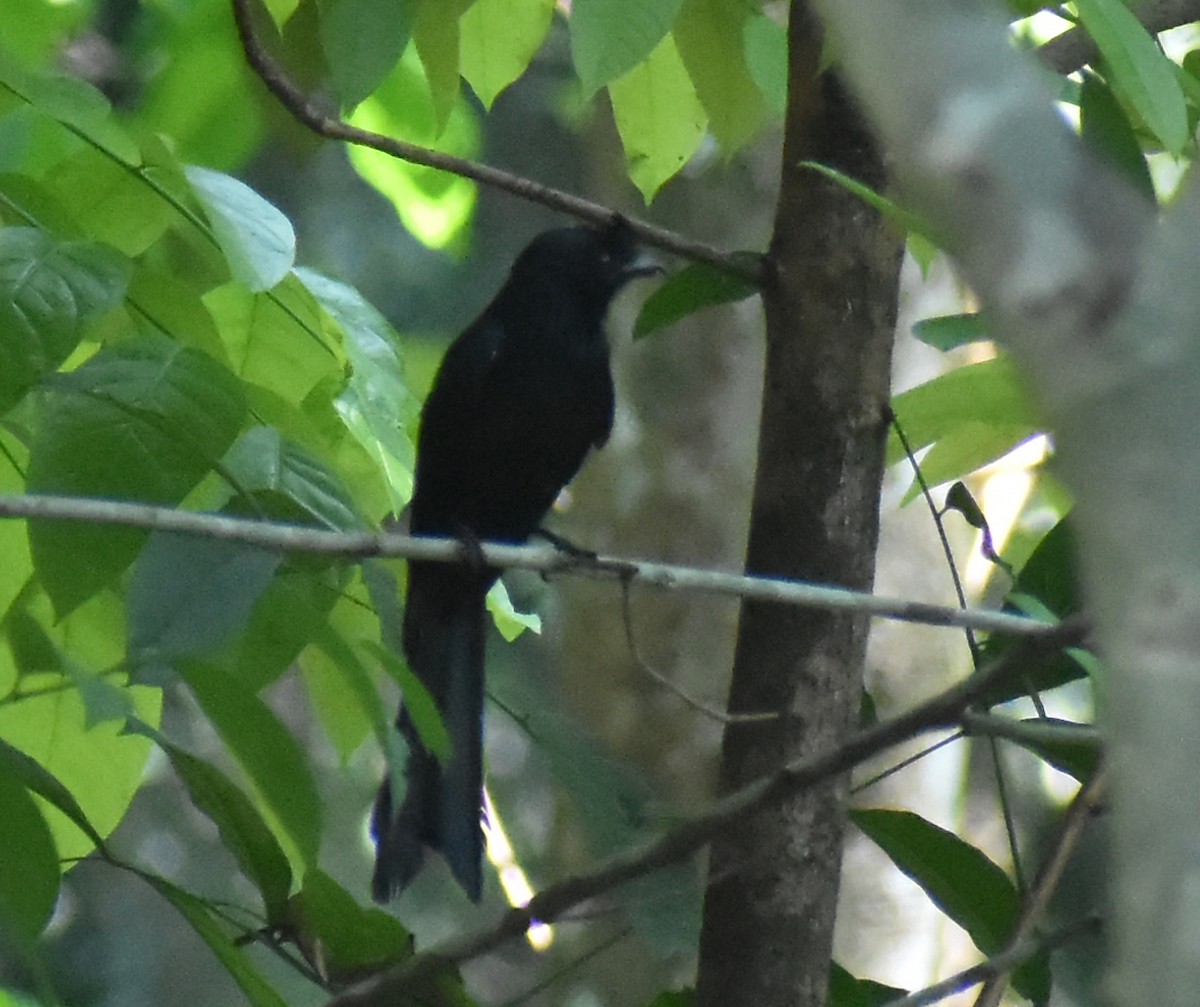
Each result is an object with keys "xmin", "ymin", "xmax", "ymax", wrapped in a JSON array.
[{"xmin": 371, "ymin": 223, "xmax": 660, "ymax": 902}]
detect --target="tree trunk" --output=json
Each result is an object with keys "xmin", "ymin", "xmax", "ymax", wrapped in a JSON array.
[{"xmin": 694, "ymin": 6, "xmax": 905, "ymax": 1006}]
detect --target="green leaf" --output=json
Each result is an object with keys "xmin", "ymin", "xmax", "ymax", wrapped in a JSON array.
[
  {"xmin": 185, "ymin": 166, "xmax": 296, "ymax": 292},
  {"xmin": 851, "ymin": 809, "xmax": 1049, "ymax": 1002},
  {"xmin": 126, "ymin": 533, "xmax": 282, "ymax": 681},
  {"xmin": 460, "ymin": 0, "xmax": 556, "ymax": 108},
  {"xmin": 911, "ymin": 313, "xmax": 992, "ymax": 352},
  {"xmin": 294, "ymin": 267, "xmax": 417, "ymax": 510},
  {"xmin": 26, "ymin": 338, "xmax": 247, "ymax": 616},
  {"xmin": 674, "ymin": 0, "xmax": 765, "ymax": 152},
  {"xmin": 887, "ymin": 355, "xmax": 1040, "ymax": 473},
  {"xmin": 0, "ymin": 227, "xmax": 130, "ymax": 413},
  {"xmin": 145, "ymin": 874, "xmax": 289, "ymax": 1007},
  {"xmin": 0, "ymin": 762, "xmax": 59, "ymax": 941},
  {"xmin": 319, "ymin": 0, "xmax": 414, "ymax": 108},
  {"xmin": 570, "ymin": 0, "xmax": 685, "ymax": 96},
  {"xmin": 0, "ymin": 735, "xmax": 105, "ymax": 848},
  {"xmin": 155, "ymin": 736, "xmax": 293, "ymax": 923},
  {"xmin": 743, "ymin": 14, "xmax": 788, "ymax": 118},
  {"xmin": 43, "ymin": 143, "xmax": 177, "ymax": 256},
  {"xmin": 220, "ymin": 426, "xmax": 363, "ymax": 531},
  {"xmin": 828, "ymin": 963, "xmax": 906, "ymax": 1007},
  {"xmin": 413, "ymin": 0, "xmax": 470, "ymax": 135},
  {"xmin": 205, "ymin": 274, "xmax": 341, "ymax": 402},
  {"xmin": 181, "ymin": 661, "xmax": 322, "ymax": 870},
  {"xmin": 633, "ymin": 259, "xmax": 758, "ymax": 339},
  {"xmin": 286, "ymin": 870, "xmax": 411, "ymax": 981},
  {"xmin": 0, "ymin": 596, "xmax": 161, "ymax": 864},
  {"xmin": 485, "ymin": 579, "xmax": 541, "ymax": 641},
  {"xmin": 0, "ymin": 54, "xmax": 138, "ymax": 163},
  {"xmin": 609, "ymin": 35, "xmax": 707, "ymax": 202},
  {"xmin": 1074, "ymin": 0, "xmax": 1189, "ymax": 154},
  {"xmin": 1079, "ymin": 72, "xmax": 1156, "ymax": 203},
  {"xmin": 346, "ymin": 50, "xmax": 479, "ymax": 250}
]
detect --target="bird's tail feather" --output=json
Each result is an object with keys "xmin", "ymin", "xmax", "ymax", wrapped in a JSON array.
[{"xmin": 372, "ymin": 574, "xmax": 486, "ymax": 902}]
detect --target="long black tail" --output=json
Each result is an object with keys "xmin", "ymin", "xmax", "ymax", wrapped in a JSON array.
[{"xmin": 371, "ymin": 565, "xmax": 487, "ymax": 902}]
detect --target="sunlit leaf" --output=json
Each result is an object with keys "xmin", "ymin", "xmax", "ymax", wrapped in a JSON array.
[
  {"xmin": 609, "ymin": 35, "xmax": 707, "ymax": 202},
  {"xmin": 461, "ymin": 0, "xmax": 556, "ymax": 108},
  {"xmin": 185, "ymin": 166, "xmax": 295, "ymax": 292}
]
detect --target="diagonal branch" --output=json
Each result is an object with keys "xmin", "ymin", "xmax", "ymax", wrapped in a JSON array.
[
  {"xmin": 0, "ymin": 493, "xmax": 1054, "ymax": 636},
  {"xmin": 1038, "ymin": 0, "xmax": 1200, "ymax": 75},
  {"xmin": 326, "ymin": 617, "xmax": 1088, "ymax": 1007},
  {"xmin": 227, "ymin": 0, "xmax": 763, "ymax": 284}
]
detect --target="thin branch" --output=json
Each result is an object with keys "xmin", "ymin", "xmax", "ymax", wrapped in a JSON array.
[
  {"xmin": 0, "ymin": 493, "xmax": 1054, "ymax": 636},
  {"xmin": 972, "ymin": 762, "xmax": 1109, "ymax": 1007},
  {"xmin": 327, "ymin": 618, "xmax": 1087, "ymax": 1007},
  {"xmin": 227, "ymin": 0, "xmax": 763, "ymax": 285},
  {"xmin": 883, "ymin": 915, "xmax": 1101, "ymax": 1007}
]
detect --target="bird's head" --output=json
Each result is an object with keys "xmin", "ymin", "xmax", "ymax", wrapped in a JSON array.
[{"xmin": 508, "ymin": 222, "xmax": 663, "ymax": 318}]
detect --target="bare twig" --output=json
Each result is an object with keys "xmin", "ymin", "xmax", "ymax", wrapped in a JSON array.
[
  {"xmin": 0, "ymin": 493, "xmax": 1056, "ymax": 636},
  {"xmin": 227, "ymin": 0, "xmax": 763, "ymax": 284},
  {"xmin": 327, "ymin": 617, "xmax": 1087, "ymax": 1007}
]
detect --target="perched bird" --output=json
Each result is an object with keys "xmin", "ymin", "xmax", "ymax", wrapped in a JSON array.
[{"xmin": 372, "ymin": 222, "xmax": 660, "ymax": 902}]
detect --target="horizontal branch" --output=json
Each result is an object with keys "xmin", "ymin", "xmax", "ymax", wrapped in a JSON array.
[
  {"xmin": 328, "ymin": 617, "xmax": 1088, "ymax": 1007},
  {"xmin": 0, "ymin": 494, "xmax": 1053, "ymax": 637},
  {"xmin": 228, "ymin": 0, "xmax": 763, "ymax": 285}
]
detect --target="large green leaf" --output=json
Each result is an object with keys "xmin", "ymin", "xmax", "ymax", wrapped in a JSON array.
[
  {"xmin": 126, "ymin": 533, "xmax": 282, "ymax": 682},
  {"xmin": 1075, "ymin": 0, "xmax": 1189, "ymax": 154},
  {"xmin": 887, "ymin": 355, "xmax": 1041, "ymax": 491},
  {"xmin": 609, "ymin": 35, "xmax": 707, "ymax": 202},
  {"xmin": 219, "ymin": 426, "xmax": 363, "ymax": 532},
  {"xmin": 296, "ymin": 266, "xmax": 418, "ymax": 509},
  {"xmin": 204, "ymin": 275, "xmax": 341, "ymax": 403},
  {"xmin": 180, "ymin": 660, "xmax": 322, "ymax": 870},
  {"xmin": 852, "ymin": 808, "xmax": 1049, "ymax": 1003},
  {"xmin": 570, "ymin": 0, "xmax": 685, "ymax": 95},
  {"xmin": 26, "ymin": 337, "xmax": 246, "ymax": 616},
  {"xmin": 0, "ymin": 227, "xmax": 130, "ymax": 413},
  {"xmin": 460, "ymin": 0, "xmax": 556, "ymax": 109},
  {"xmin": 185, "ymin": 166, "xmax": 295, "ymax": 293},
  {"xmin": 156, "ymin": 736, "xmax": 293, "ymax": 924},
  {"xmin": 0, "ymin": 593, "xmax": 161, "ymax": 863},
  {"xmin": 318, "ymin": 0, "xmax": 414, "ymax": 108},
  {"xmin": 0, "ymin": 762, "xmax": 59, "ymax": 941},
  {"xmin": 743, "ymin": 14, "xmax": 787, "ymax": 118},
  {"xmin": 674, "ymin": 0, "xmax": 765, "ymax": 152}
]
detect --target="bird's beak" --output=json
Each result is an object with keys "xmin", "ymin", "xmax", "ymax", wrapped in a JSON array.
[{"xmin": 620, "ymin": 249, "xmax": 665, "ymax": 282}]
